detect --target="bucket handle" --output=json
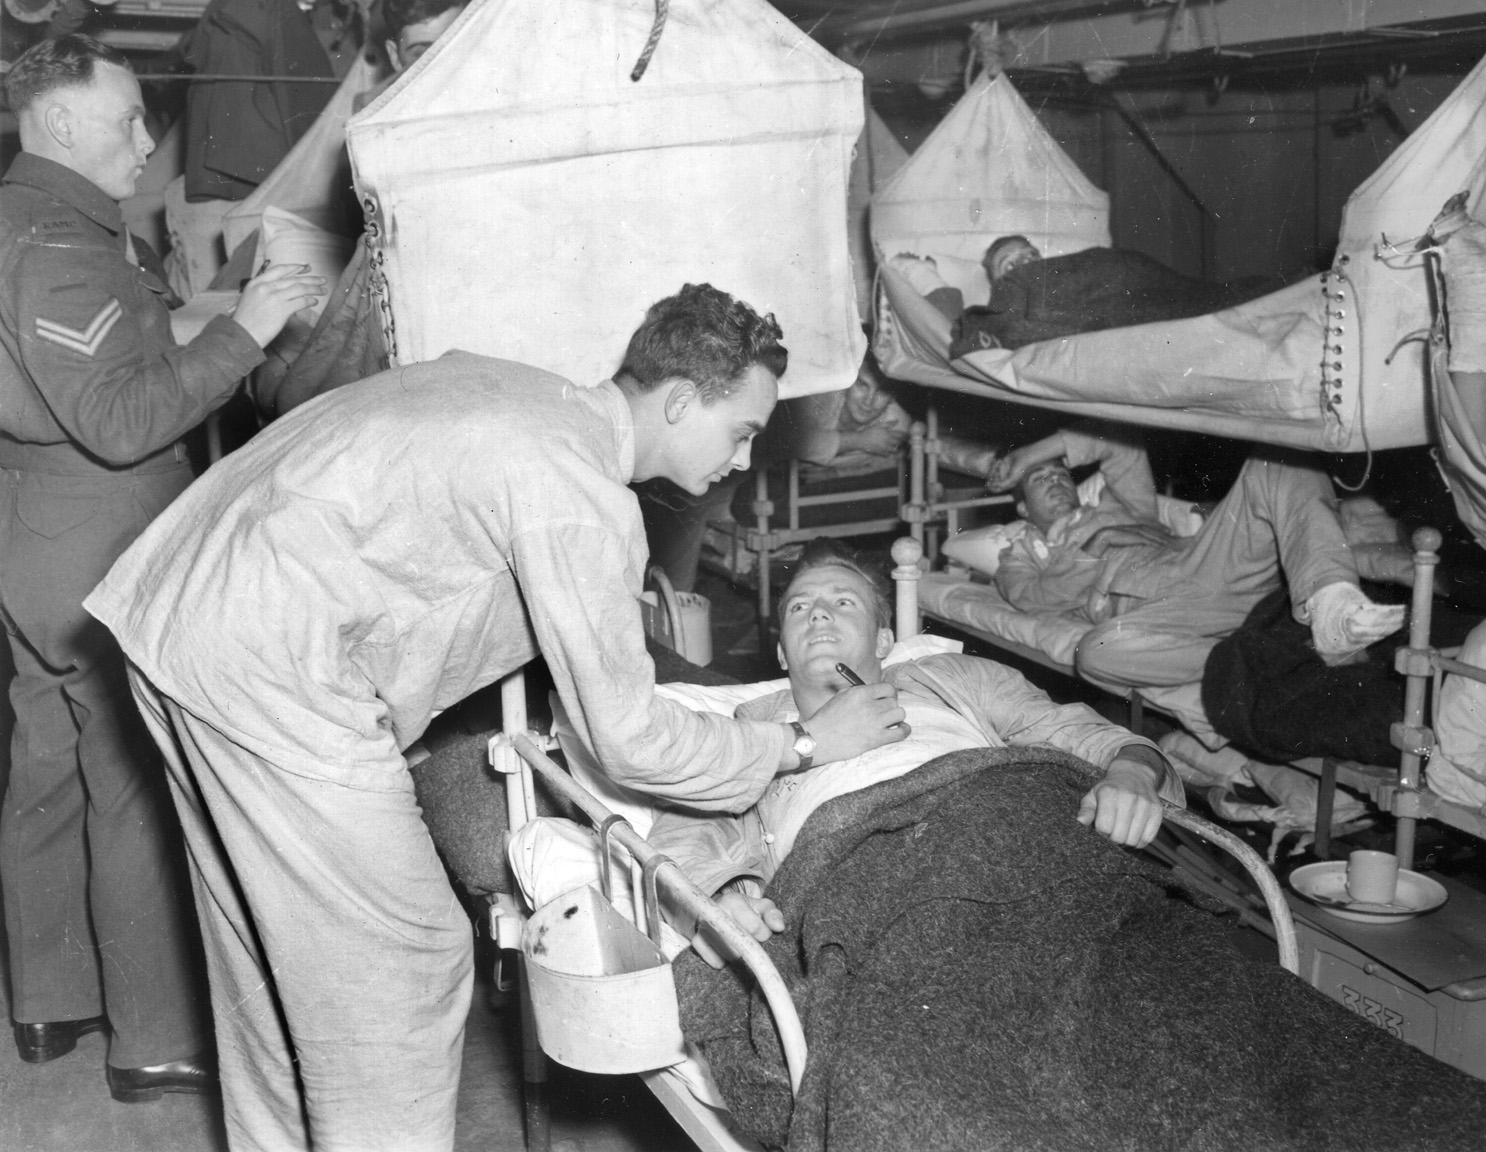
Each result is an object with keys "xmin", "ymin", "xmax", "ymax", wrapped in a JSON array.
[
  {"xmin": 598, "ymin": 814, "xmax": 628, "ymax": 903},
  {"xmin": 597, "ymin": 813, "xmax": 664, "ymax": 948},
  {"xmin": 640, "ymin": 854, "xmax": 667, "ymax": 950}
]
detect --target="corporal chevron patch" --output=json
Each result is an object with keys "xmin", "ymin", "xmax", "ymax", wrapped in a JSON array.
[{"xmin": 35, "ymin": 298, "xmax": 124, "ymax": 358}]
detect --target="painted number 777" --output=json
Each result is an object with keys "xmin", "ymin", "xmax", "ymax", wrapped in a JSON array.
[{"xmin": 1339, "ymin": 984, "xmax": 1406, "ymax": 1039}]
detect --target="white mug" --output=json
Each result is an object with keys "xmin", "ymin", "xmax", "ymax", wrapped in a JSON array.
[{"xmin": 1347, "ymin": 849, "xmax": 1400, "ymax": 906}]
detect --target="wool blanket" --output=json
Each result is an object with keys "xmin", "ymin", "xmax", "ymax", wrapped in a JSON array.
[
  {"xmin": 674, "ymin": 747, "xmax": 1486, "ymax": 1151},
  {"xmin": 1202, "ymin": 587, "xmax": 1479, "ymax": 766},
  {"xmin": 951, "ymin": 247, "xmax": 1277, "ymax": 355}
]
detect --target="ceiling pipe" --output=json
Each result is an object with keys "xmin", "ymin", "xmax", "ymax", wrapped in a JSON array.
[{"xmin": 813, "ymin": 0, "xmax": 1150, "ymax": 44}]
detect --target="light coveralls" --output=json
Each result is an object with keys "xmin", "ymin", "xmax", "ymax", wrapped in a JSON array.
[
  {"xmin": 0, "ymin": 152, "xmax": 262, "ymax": 1067},
  {"xmin": 993, "ymin": 427, "xmax": 1359, "ymax": 699},
  {"xmin": 86, "ymin": 352, "xmax": 790, "ymax": 1152}
]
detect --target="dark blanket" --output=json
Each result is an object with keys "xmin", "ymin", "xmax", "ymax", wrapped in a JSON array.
[
  {"xmin": 675, "ymin": 747, "xmax": 1486, "ymax": 1151},
  {"xmin": 951, "ymin": 248, "xmax": 1278, "ymax": 356},
  {"xmin": 1202, "ymin": 587, "xmax": 1478, "ymax": 765},
  {"xmin": 411, "ymin": 639, "xmax": 737, "ymax": 895}
]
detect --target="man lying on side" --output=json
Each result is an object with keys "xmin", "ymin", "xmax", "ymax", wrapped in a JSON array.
[{"xmin": 645, "ymin": 537, "xmax": 1183, "ymax": 966}]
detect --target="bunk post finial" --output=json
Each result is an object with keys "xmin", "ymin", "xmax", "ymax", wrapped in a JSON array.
[
  {"xmin": 892, "ymin": 536, "xmax": 924, "ymax": 640},
  {"xmin": 1394, "ymin": 526, "xmax": 1443, "ymax": 869},
  {"xmin": 906, "ymin": 422, "xmax": 927, "ymax": 543}
]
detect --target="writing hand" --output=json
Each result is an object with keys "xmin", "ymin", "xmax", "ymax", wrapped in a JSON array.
[{"xmin": 802, "ymin": 683, "xmax": 909, "ymax": 767}]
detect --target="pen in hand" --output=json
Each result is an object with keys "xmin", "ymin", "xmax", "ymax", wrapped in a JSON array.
[{"xmin": 835, "ymin": 663, "xmax": 904, "ymax": 729}]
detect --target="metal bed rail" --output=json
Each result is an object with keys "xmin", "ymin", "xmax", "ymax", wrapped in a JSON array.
[
  {"xmin": 702, "ymin": 405, "xmax": 1005, "ymax": 650},
  {"xmin": 891, "ymin": 537, "xmax": 1302, "ymax": 975},
  {"xmin": 491, "ymin": 731, "xmax": 809, "ymax": 1094}
]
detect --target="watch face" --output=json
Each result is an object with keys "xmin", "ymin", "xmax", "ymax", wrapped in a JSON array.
[{"xmin": 795, "ymin": 733, "xmax": 816, "ymax": 756}]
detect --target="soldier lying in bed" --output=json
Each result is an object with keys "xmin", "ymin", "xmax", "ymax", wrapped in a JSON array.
[
  {"xmin": 643, "ymin": 537, "xmax": 1184, "ymax": 966},
  {"xmin": 984, "ymin": 422, "xmax": 1405, "ymax": 724},
  {"xmin": 952, "ymin": 236, "xmax": 1281, "ymax": 355}
]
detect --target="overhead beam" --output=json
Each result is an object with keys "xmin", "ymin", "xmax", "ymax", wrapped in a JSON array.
[
  {"xmin": 831, "ymin": 0, "xmax": 1485, "ymax": 72},
  {"xmin": 839, "ymin": 1, "xmax": 1486, "ymax": 91},
  {"xmin": 823, "ymin": 0, "xmax": 1484, "ymax": 52}
]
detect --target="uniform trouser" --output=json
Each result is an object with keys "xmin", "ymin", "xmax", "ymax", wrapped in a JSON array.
[
  {"xmin": 128, "ymin": 668, "xmax": 474, "ymax": 1152},
  {"xmin": 0, "ymin": 463, "xmax": 208, "ymax": 1067},
  {"xmin": 1076, "ymin": 453, "xmax": 1358, "ymax": 700}
]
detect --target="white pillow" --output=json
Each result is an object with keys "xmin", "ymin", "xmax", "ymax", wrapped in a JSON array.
[
  {"xmin": 927, "ymin": 252, "xmax": 992, "ymax": 307},
  {"xmin": 549, "ymin": 634, "xmax": 967, "ymax": 831},
  {"xmin": 259, "ymin": 206, "xmax": 355, "ymax": 323},
  {"xmin": 886, "ymin": 252, "xmax": 953, "ymax": 297},
  {"xmin": 648, "ymin": 634, "xmax": 963, "ymax": 719},
  {"xmin": 941, "ymin": 521, "xmax": 1027, "ymax": 577}
]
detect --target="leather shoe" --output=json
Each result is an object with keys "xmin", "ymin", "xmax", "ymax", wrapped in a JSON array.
[
  {"xmin": 107, "ymin": 1053, "xmax": 219, "ymax": 1103},
  {"xmin": 13, "ymin": 1016, "xmax": 109, "ymax": 1064}
]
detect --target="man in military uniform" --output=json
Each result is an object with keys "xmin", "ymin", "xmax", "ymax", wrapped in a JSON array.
[{"xmin": 0, "ymin": 35, "xmax": 324, "ymax": 1100}]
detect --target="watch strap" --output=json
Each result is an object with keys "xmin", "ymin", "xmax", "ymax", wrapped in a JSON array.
[{"xmin": 789, "ymin": 720, "xmax": 815, "ymax": 771}]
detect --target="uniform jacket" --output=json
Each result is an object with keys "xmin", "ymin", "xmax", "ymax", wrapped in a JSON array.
[{"xmin": 0, "ymin": 154, "xmax": 264, "ymax": 473}]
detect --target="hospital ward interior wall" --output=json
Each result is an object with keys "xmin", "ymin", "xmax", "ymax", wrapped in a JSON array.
[
  {"xmin": 877, "ymin": 64, "xmax": 1470, "ymax": 286},
  {"xmin": 1099, "ymin": 68, "xmax": 1474, "ymax": 282}
]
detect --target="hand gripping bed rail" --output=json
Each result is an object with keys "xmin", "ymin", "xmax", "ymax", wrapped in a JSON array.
[
  {"xmin": 497, "ymin": 732, "xmax": 810, "ymax": 1095},
  {"xmin": 1162, "ymin": 805, "xmax": 1300, "ymax": 976}
]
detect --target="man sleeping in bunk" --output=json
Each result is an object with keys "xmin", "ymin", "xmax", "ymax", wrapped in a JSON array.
[
  {"xmin": 660, "ymin": 539, "xmax": 1486, "ymax": 1152},
  {"xmin": 950, "ymin": 233, "xmax": 1281, "ymax": 355},
  {"xmin": 644, "ymin": 536, "xmax": 1181, "ymax": 963},
  {"xmin": 984, "ymin": 422, "xmax": 1406, "ymax": 718}
]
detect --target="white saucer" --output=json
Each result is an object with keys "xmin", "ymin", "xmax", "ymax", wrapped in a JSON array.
[{"xmin": 1289, "ymin": 861, "xmax": 1449, "ymax": 924}]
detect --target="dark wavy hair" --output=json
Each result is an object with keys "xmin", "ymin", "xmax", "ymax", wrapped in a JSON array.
[
  {"xmin": 778, "ymin": 537, "xmax": 892, "ymax": 630},
  {"xmin": 617, "ymin": 283, "xmax": 788, "ymax": 404},
  {"xmin": 383, "ymin": 0, "xmax": 465, "ymax": 42},
  {"xmin": 4, "ymin": 34, "xmax": 131, "ymax": 114},
  {"xmin": 981, "ymin": 233, "xmax": 1036, "ymax": 279}
]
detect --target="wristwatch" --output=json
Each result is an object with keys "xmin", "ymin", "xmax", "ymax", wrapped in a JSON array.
[{"xmin": 789, "ymin": 721, "xmax": 816, "ymax": 771}]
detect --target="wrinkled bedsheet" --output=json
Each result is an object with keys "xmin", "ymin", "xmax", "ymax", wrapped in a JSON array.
[{"xmin": 675, "ymin": 746, "xmax": 1486, "ymax": 1151}]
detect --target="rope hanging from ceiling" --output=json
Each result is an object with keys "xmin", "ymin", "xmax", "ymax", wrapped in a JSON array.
[{"xmin": 631, "ymin": 0, "xmax": 669, "ymax": 83}]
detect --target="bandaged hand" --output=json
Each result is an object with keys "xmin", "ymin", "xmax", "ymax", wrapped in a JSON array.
[
  {"xmin": 1078, "ymin": 757, "xmax": 1164, "ymax": 848},
  {"xmin": 692, "ymin": 891, "xmax": 784, "ymax": 970}
]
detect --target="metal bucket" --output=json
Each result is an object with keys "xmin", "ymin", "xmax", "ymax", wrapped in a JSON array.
[
  {"xmin": 642, "ymin": 567, "xmax": 713, "ymax": 666},
  {"xmin": 522, "ymin": 885, "xmax": 686, "ymax": 1074}
]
